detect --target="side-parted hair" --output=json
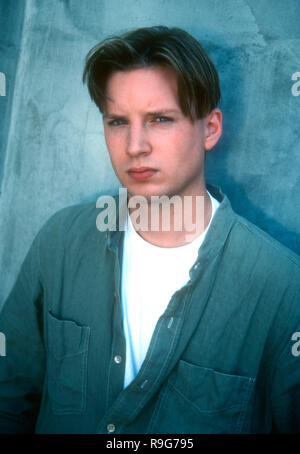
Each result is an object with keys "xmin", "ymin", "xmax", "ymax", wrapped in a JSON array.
[{"xmin": 82, "ymin": 25, "xmax": 220, "ymax": 120}]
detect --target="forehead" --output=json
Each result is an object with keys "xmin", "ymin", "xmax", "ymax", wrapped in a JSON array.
[{"xmin": 104, "ymin": 65, "xmax": 180, "ymax": 113}]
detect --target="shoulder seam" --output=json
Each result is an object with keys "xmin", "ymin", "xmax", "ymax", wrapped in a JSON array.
[{"xmin": 235, "ymin": 216, "xmax": 300, "ymax": 269}]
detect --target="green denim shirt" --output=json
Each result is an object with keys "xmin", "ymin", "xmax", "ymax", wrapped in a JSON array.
[{"xmin": 0, "ymin": 185, "xmax": 299, "ymax": 434}]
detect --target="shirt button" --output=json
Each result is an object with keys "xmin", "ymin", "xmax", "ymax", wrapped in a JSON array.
[
  {"xmin": 114, "ymin": 292, "xmax": 117, "ymax": 299},
  {"xmin": 140, "ymin": 379, "xmax": 148, "ymax": 389},
  {"xmin": 107, "ymin": 423, "xmax": 115, "ymax": 433},
  {"xmin": 114, "ymin": 355, "xmax": 122, "ymax": 364},
  {"xmin": 167, "ymin": 317, "xmax": 174, "ymax": 329}
]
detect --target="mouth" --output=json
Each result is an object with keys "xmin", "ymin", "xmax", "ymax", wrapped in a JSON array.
[{"xmin": 127, "ymin": 167, "xmax": 157, "ymax": 181}]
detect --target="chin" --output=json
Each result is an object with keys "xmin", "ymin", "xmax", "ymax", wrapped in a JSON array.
[
  {"xmin": 124, "ymin": 183, "xmax": 159, "ymax": 199},
  {"xmin": 126, "ymin": 189, "xmax": 155, "ymax": 203}
]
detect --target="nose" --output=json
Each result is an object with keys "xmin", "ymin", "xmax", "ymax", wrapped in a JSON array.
[{"xmin": 126, "ymin": 123, "xmax": 151, "ymax": 157}]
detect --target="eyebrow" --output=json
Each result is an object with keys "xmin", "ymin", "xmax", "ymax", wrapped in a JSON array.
[{"xmin": 103, "ymin": 109, "xmax": 180, "ymax": 119}]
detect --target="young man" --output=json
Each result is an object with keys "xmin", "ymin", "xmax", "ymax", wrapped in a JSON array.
[{"xmin": 0, "ymin": 26, "xmax": 299, "ymax": 434}]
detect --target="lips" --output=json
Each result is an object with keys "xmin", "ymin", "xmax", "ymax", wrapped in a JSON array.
[{"xmin": 127, "ymin": 167, "xmax": 157, "ymax": 181}]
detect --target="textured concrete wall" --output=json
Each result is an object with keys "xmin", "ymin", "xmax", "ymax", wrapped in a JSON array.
[
  {"xmin": 0, "ymin": 0, "xmax": 25, "ymax": 186},
  {"xmin": 0, "ymin": 0, "xmax": 300, "ymax": 304}
]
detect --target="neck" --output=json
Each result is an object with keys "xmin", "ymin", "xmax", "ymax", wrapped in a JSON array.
[{"xmin": 128, "ymin": 189, "xmax": 212, "ymax": 248}]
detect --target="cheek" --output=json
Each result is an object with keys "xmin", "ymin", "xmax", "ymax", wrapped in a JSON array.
[
  {"xmin": 169, "ymin": 136, "xmax": 204, "ymax": 174},
  {"xmin": 104, "ymin": 130, "xmax": 116, "ymax": 149},
  {"xmin": 162, "ymin": 132, "xmax": 196, "ymax": 163},
  {"xmin": 104, "ymin": 131, "xmax": 125, "ymax": 161},
  {"xmin": 157, "ymin": 129, "xmax": 186, "ymax": 150},
  {"xmin": 178, "ymin": 127, "xmax": 204, "ymax": 156}
]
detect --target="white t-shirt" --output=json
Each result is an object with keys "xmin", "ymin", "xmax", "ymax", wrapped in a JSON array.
[{"xmin": 121, "ymin": 192, "xmax": 220, "ymax": 388}]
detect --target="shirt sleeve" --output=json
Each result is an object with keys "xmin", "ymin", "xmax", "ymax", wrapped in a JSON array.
[
  {"xmin": 270, "ymin": 304, "xmax": 300, "ymax": 433},
  {"xmin": 0, "ymin": 231, "xmax": 46, "ymax": 433}
]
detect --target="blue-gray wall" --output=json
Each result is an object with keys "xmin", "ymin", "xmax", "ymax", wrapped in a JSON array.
[
  {"xmin": 0, "ymin": 0, "xmax": 300, "ymax": 304},
  {"xmin": 0, "ymin": 0, "xmax": 25, "ymax": 186}
]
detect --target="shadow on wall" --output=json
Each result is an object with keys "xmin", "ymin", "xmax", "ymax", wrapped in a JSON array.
[
  {"xmin": 221, "ymin": 172, "xmax": 300, "ymax": 255},
  {"xmin": 204, "ymin": 41, "xmax": 299, "ymax": 255}
]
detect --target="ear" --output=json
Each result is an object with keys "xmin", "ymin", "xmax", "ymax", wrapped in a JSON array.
[{"xmin": 203, "ymin": 108, "xmax": 222, "ymax": 151}]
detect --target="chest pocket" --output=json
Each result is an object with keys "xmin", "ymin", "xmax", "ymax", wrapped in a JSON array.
[
  {"xmin": 46, "ymin": 311, "xmax": 90, "ymax": 415},
  {"xmin": 148, "ymin": 360, "xmax": 256, "ymax": 434}
]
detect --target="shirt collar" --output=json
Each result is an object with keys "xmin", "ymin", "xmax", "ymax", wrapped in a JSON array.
[{"xmin": 106, "ymin": 184, "xmax": 236, "ymax": 265}]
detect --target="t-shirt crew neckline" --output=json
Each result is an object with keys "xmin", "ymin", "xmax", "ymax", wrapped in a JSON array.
[{"xmin": 125, "ymin": 190, "xmax": 220, "ymax": 253}]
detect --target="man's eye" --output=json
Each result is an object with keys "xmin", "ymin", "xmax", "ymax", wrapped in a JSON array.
[
  {"xmin": 154, "ymin": 116, "xmax": 172, "ymax": 123},
  {"xmin": 108, "ymin": 119, "xmax": 125, "ymax": 126}
]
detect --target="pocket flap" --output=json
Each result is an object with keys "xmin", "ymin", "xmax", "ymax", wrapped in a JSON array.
[{"xmin": 169, "ymin": 360, "xmax": 255, "ymax": 412}]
